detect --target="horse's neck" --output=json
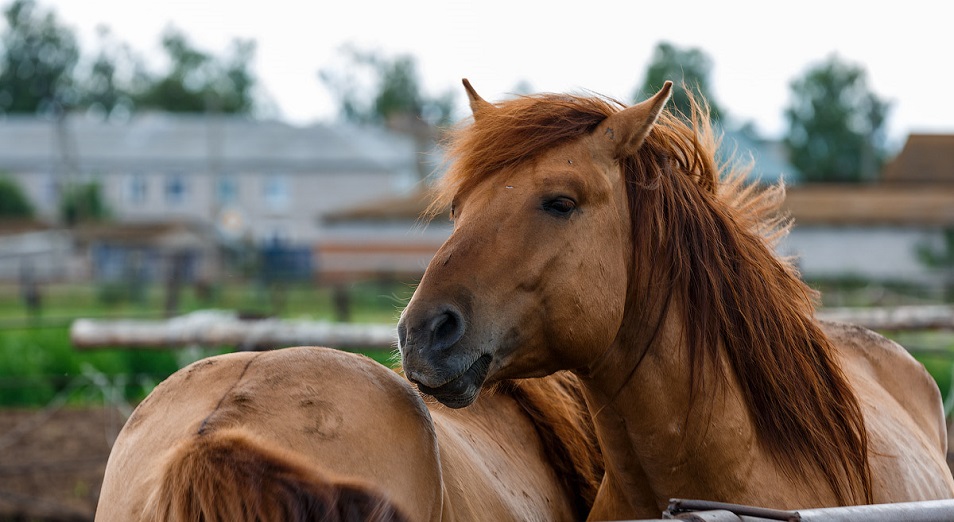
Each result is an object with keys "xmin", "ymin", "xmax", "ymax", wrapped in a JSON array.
[{"xmin": 580, "ymin": 312, "xmax": 767, "ymax": 517}]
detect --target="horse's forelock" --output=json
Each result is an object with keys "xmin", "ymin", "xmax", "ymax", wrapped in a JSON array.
[{"xmin": 429, "ymin": 93, "xmax": 621, "ymax": 218}]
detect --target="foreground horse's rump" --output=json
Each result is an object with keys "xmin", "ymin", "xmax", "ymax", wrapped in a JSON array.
[
  {"xmin": 397, "ymin": 79, "xmax": 954, "ymax": 519},
  {"xmin": 95, "ymin": 346, "xmax": 601, "ymax": 522}
]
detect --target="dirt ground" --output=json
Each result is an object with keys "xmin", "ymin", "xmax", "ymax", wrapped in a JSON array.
[
  {"xmin": 1, "ymin": 407, "xmax": 954, "ymax": 521},
  {"xmin": 0, "ymin": 407, "xmax": 123, "ymax": 521}
]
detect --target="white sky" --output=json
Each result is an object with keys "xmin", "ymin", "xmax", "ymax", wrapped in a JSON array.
[{"xmin": 35, "ymin": 0, "xmax": 954, "ymax": 146}]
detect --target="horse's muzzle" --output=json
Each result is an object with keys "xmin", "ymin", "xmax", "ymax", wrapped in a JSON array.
[{"xmin": 398, "ymin": 304, "xmax": 490, "ymax": 408}]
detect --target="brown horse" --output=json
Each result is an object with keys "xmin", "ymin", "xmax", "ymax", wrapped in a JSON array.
[
  {"xmin": 398, "ymin": 79, "xmax": 954, "ymax": 520},
  {"xmin": 94, "ymin": 346, "xmax": 602, "ymax": 521}
]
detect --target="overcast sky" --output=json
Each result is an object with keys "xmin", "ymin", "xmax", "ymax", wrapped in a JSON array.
[{"xmin": 35, "ymin": 0, "xmax": 954, "ymax": 147}]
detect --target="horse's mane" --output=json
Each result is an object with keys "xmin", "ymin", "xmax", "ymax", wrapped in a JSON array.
[
  {"xmin": 435, "ymin": 91, "xmax": 871, "ymax": 505},
  {"xmin": 499, "ymin": 372, "xmax": 605, "ymax": 520}
]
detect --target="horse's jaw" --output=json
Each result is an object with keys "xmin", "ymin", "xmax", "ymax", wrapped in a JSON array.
[{"xmin": 410, "ymin": 354, "xmax": 493, "ymax": 409}]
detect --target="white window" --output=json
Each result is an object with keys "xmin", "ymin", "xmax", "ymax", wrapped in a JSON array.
[
  {"xmin": 263, "ymin": 174, "xmax": 290, "ymax": 212},
  {"xmin": 217, "ymin": 175, "xmax": 238, "ymax": 206},
  {"xmin": 127, "ymin": 173, "xmax": 148, "ymax": 204},
  {"xmin": 44, "ymin": 174, "xmax": 60, "ymax": 206},
  {"xmin": 165, "ymin": 173, "xmax": 188, "ymax": 205}
]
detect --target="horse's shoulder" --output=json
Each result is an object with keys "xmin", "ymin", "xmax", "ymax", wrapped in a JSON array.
[{"xmin": 819, "ymin": 320, "xmax": 947, "ymax": 452}]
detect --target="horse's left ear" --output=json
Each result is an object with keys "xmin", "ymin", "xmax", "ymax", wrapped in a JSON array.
[
  {"xmin": 462, "ymin": 78, "xmax": 495, "ymax": 120},
  {"xmin": 595, "ymin": 81, "xmax": 672, "ymax": 159}
]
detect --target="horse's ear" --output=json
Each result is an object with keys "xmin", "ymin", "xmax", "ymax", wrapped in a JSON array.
[
  {"xmin": 595, "ymin": 81, "xmax": 672, "ymax": 159},
  {"xmin": 462, "ymin": 78, "xmax": 495, "ymax": 120}
]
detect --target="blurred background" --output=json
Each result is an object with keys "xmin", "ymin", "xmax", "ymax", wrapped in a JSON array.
[{"xmin": 0, "ymin": 0, "xmax": 952, "ymax": 519}]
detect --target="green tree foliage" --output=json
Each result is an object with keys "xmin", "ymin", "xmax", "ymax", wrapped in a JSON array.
[
  {"xmin": 320, "ymin": 46, "xmax": 455, "ymax": 127},
  {"xmin": 0, "ymin": 174, "xmax": 33, "ymax": 218},
  {"xmin": 784, "ymin": 54, "xmax": 890, "ymax": 183},
  {"xmin": 0, "ymin": 0, "xmax": 79, "ymax": 115},
  {"xmin": 917, "ymin": 229, "xmax": 954, "ymax": 301},
  {"xmin": 77, "ymin": 26, "xmax": 142, "ymax": 118},
  {"xmin": 634, "ymin": 42, "xmax": 723, "ymax": 122},
  {"xmin": 134, "ymin": 28, "xmax": 257, "ymax": 114},
  {"xmin": 0, "ymin": 3, "xmax": 259, "ymax": 116},
  {"xmin": 60, "ymin": 181, "xmax": 108, "ymax": 226}
]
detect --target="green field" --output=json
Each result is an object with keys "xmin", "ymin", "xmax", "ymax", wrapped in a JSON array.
[
  {"xmin": 2, "ymin": 280, "xmax": 954, "ymax": 411},
  {"xmin": 0, "ymin": 280, "xmax": 411, "ymax": 407}
]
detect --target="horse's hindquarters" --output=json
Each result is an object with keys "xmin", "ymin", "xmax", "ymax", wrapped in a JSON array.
[{"xmin": 95, "ymin": 347, "xmax": 443, "ymax": 522}]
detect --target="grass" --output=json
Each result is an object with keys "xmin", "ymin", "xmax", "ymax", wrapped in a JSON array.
[
  {"xmin": 2, "ymin": 278, "xmax": 954, "ymax": 410},
  {"xmin": 0, "ymin": 279, "xmax": 414, "ymax": 407}
]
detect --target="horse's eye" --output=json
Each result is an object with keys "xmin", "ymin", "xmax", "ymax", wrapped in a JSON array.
[{"xmin": 541, "ymin": 196, "xmax": 576, "ymax": 218}]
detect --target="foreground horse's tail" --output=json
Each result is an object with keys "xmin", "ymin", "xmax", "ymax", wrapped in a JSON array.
[{"xmin": 143, "ymin": 428, "xmax": 407, "ymax": 522}]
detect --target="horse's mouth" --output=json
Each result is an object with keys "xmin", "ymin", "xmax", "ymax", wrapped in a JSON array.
[{"xmin": 415, "ymin": 354, "xmax": 492, "ymax": 408}]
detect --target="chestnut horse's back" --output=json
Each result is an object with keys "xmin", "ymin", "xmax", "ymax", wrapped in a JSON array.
[{"xmin": 95, "ymin": 347, "xmax": 442, "ymax": 521}]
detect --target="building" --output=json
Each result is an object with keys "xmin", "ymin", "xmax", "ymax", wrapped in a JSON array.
[
  {"xmin": 0, "ymin": 220, "xmax": 74, "ymax": 281},
  {"xmin": 781, "ymin": 134, "xmax": 954, "ymax": 285},
  {"xmin": 317, "ymin": 189, "xmax": 451, "ymax": 283},
  {"xmin": 0, "ymin": 112, "xmax": 423, "ymax": 246}
]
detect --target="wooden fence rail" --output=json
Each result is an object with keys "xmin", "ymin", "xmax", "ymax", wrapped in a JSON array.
[
  {"xmin": 70, "ymin": 310, "xmax": 397, "ymax": 351},
  {"xmin": 69, "ymin": 306, "xmax": 954, "ymax": 351},
  {"xmin": 818, "ymin": 305, "xmax": 954, "ymax": 331}
]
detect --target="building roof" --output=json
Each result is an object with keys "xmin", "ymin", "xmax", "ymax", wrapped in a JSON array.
[
  {"xmin": 783, "ymin": 184, "xmax": 954, "ymax": 226},
  {"xmin": 322, "ymin": 188, "xmax": 440, "ymax": 224},
  {"xmin": 881, "ymin": 134, "xmax": 954, "ymax": 184},
  {"xmin": 0, "ymin": 219, "xmax": 52, "ymax": 235},
  {"xmin": 71, "ymin": 220, "xmax": 217, "ymax": 247},
  {"xmin": 783, "ymin": 133, "xmax": 954, "ymax": 227},
  {"xmin": 0, "ymin": 113, "xmax": 419, "ymax": 175}
]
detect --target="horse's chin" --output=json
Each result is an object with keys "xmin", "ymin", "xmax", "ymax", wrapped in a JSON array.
[{"xmin": 415, "ymin": 354, "xmax": 492, "ymax": 409}]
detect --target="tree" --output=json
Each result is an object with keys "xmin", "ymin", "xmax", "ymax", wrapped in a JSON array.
[
  {"xmin": 319, "ymin": 46, "xmax": 455, "ymax": 127},
  {"xmin": 76, "ymin": 25, "xmax": 142, "ymax": 118},
  {"xmin": 0, "ymin": 174, "xmax": 33, "ymax": 218},
  {"xmin": 784, "ymin": 54, "xmax": 890, "ymax": 183},
  {"xmin": 60, "ymin": 181, "xmax": 108, "ymax": 226},
  {"xmin": 135, "ymin": 27, "xmax": 257, "ymax": 114},
  {"xmin": 634, "ymin": 42, "xmax": 723, "ymax": 122},
  {"xmin": 917, "ymin": 229, "xmax": 954, "ymax": 301},
  {"xmin": 0, "ymin": 0, "xmax": 79, "ymax": 115}
]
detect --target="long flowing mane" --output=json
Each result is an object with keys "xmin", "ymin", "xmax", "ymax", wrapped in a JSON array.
[{"xmin": 434, "ymin": 91, "xmax": 872, "ymax": 505}]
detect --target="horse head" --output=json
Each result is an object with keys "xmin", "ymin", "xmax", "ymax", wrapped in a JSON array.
[{"xmin": 398, "ymin": 79, "xmax": 671, "ymax": 407}]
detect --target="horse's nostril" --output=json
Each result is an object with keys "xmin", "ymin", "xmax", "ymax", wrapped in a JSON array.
[
  {"xmin": 396, "ymin": 320, "xmax": 408, "ymax": 351},
  {"xmin": 431, "ymin": 308, "xmax": 465, "ymax": 351}
]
